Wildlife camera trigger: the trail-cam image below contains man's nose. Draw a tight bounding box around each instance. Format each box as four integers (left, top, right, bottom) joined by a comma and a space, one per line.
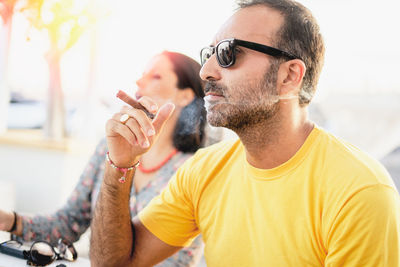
199, 54, 221, 82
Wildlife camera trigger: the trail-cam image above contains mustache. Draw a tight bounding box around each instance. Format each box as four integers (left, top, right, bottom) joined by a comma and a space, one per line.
204, 81, 226, 95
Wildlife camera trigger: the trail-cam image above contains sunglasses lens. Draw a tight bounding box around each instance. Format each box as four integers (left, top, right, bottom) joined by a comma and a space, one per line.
200, 47, 213, 66
57, 239, 78, 262
62, 246, 77, 261
30, 242, 56, 266
217, 41, 234, 67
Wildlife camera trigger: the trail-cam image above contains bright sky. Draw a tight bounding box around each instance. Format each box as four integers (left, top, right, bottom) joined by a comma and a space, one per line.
4, 0, 400, 103
4, 0, 235, 103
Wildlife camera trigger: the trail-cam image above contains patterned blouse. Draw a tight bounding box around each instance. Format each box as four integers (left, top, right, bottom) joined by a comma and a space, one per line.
20, 138, 203, 267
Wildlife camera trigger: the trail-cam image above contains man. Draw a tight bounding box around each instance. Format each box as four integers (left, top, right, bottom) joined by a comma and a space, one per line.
90, 0, 400, 266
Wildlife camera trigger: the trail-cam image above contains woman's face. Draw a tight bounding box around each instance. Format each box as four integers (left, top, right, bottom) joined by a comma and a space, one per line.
135, 54, 181, 107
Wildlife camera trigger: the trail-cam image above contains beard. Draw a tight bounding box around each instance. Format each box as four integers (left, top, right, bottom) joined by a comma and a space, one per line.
204, 62, 280, 131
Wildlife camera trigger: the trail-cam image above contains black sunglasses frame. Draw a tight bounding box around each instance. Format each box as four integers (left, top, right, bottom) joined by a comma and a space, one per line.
0, 238, 77, 266
200, 38, 301, 68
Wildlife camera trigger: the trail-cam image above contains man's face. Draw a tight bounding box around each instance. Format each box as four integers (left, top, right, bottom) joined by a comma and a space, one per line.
204, 61, 281, 130
200, 5, 285, 130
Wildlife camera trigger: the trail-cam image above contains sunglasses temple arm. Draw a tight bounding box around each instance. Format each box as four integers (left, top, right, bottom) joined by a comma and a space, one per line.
0, 244, 27, 259
235, 40, 298, 60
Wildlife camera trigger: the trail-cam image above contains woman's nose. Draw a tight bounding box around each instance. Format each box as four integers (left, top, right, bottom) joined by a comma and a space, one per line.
136, 77, 145, 88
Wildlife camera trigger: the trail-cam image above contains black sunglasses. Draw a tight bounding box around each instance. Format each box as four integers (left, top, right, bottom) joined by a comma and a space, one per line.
0, 238, 77, 266
200, 38, 300, 68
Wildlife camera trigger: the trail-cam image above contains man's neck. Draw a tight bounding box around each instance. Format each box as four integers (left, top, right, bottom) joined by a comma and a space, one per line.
236, 110, 314, 169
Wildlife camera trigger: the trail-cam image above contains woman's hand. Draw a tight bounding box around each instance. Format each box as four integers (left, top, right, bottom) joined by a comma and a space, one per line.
0, 209, 14, 232
105, 91, 175, 167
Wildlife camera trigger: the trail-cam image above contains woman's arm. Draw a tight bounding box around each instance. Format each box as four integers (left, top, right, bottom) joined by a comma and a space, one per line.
19, 139, 107, 245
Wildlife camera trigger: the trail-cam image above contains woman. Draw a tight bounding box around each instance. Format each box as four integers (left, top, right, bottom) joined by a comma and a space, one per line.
0, 51, 208, 266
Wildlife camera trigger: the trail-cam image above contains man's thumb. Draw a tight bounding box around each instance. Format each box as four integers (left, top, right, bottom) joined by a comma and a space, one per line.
152, 103, 175, 133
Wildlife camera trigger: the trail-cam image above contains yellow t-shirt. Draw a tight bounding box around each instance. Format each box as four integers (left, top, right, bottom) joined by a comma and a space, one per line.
139, 126, 400, 266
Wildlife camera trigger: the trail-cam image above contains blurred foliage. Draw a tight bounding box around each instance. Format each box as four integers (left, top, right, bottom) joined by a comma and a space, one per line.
0, 0, 19, 24
20, 0, 106, 54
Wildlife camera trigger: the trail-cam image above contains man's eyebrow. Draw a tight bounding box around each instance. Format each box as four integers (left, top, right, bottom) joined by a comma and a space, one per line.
209, 37, 229, 46
210, 35, 227, 46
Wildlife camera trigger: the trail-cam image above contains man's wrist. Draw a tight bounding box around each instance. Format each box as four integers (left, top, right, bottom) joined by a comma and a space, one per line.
107, 151, 140, 168
106, 152, 140, 184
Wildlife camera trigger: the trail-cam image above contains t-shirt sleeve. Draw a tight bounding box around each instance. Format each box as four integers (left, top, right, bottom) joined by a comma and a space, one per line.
138, 160, 200, 247
325, 184, 400, 266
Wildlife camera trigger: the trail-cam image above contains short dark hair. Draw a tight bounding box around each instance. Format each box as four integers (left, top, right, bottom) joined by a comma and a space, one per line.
236, 0, 325, 105
161, 51, 207, 153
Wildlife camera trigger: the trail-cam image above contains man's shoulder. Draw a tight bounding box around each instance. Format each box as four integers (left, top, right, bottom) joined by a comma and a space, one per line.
316, 127, 396, 189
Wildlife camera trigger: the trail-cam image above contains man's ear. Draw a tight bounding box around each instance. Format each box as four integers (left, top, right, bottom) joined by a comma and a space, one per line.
175, 87, 195, 107
276, 59, 306, 96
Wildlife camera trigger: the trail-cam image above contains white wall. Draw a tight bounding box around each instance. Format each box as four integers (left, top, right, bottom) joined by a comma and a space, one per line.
0, 142, 95, 214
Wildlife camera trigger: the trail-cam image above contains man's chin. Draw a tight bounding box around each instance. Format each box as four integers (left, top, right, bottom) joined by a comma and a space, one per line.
207, 112, 227, 128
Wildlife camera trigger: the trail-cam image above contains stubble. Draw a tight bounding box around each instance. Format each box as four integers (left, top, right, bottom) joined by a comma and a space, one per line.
204, 61, 281, 133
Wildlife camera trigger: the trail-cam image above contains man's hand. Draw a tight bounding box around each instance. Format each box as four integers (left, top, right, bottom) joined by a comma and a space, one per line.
106, 90, 175, 167
90, 91, 180, 267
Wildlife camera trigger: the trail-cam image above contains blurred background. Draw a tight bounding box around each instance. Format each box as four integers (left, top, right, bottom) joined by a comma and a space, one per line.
0, 0, 399, 259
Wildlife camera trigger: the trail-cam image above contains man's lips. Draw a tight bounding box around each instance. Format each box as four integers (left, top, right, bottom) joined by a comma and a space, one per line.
205, 92, 223, 97
204, 92, 224, 102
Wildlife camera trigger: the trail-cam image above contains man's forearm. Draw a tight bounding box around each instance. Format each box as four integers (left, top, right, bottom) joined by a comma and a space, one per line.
90, 164, 136, 267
